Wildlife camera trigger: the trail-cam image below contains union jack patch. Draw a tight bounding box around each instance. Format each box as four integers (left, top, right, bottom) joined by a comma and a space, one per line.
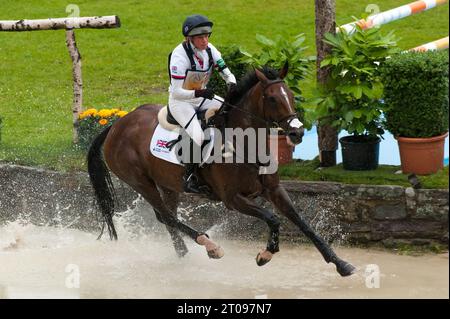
171, 65, 178, 72
156, 139, 168, 148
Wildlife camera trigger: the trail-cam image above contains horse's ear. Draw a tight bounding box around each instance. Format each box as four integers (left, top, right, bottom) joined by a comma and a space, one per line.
255, 68, 269, 84
279, 61, 289, 79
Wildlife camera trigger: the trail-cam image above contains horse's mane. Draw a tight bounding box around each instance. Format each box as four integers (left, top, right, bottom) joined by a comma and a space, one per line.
225, 66, 279, 105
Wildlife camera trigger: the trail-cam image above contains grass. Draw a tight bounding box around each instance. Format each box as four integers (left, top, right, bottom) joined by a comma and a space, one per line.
0, 0, 449, 181
279, 158, 449, 189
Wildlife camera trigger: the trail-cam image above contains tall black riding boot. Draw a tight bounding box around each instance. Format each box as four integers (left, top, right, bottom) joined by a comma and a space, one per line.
183, 162, 202, 194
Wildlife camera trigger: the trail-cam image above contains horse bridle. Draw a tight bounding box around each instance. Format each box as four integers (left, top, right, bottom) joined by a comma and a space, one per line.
214, 79, 298, 129
260, 79, 298, 129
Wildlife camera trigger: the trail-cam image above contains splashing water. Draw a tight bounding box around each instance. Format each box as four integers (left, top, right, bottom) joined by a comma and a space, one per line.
0, 201, 448, 299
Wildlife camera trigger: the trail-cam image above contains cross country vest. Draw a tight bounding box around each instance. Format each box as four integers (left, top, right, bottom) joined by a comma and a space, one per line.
168, 41, 214, 90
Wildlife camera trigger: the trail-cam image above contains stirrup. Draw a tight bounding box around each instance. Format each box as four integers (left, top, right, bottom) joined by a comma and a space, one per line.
183, 173, 203, 194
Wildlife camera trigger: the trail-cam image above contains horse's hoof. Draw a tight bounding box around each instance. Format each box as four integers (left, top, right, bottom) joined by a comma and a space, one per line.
255, 250, 273, 267
207, 246, 224, 259
176, 247, 189, 258
336, 261, 356, 277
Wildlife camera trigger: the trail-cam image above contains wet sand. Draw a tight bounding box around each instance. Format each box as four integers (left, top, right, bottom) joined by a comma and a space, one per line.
0, 221, 447, 299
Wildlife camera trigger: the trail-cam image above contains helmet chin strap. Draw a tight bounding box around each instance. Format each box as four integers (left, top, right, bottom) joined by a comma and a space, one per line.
188, 39, 200, 51
188, 38, 207, 51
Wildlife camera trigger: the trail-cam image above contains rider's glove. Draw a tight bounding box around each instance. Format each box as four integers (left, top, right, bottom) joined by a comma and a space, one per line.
194, 88, 215, 100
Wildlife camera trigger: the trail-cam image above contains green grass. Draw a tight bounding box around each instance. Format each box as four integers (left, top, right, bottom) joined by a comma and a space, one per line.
0, 0, 449, 176
279, 158, 449, 189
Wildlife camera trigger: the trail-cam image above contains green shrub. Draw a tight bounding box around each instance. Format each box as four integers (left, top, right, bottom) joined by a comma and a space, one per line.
380, 50, 449, 138
239, 33, 315, 125
207, 35, 314, 126
207, 45, 250, 97
312, 25, 399, 138
76, 108, 128, 150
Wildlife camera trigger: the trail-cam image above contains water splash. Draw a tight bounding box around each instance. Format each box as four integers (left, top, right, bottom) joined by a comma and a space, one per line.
0, 204, 447, 298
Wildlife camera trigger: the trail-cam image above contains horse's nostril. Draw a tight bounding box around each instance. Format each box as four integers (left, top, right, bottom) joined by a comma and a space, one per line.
288, 131, 303, 144
299, 128, 305, 137
289, 131, 302, 139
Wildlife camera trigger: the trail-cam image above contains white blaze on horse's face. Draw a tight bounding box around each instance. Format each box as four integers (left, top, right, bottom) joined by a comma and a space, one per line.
279, 86, 303, 129
280, 86, 291, 108
289, 118, 303, 129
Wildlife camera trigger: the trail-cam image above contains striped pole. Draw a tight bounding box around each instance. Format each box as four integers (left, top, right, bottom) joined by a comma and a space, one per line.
409, 36, 449, 51
339, 0, 448, 34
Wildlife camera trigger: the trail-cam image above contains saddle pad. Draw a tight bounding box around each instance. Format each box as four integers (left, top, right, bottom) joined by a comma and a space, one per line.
150, 124, 215, 166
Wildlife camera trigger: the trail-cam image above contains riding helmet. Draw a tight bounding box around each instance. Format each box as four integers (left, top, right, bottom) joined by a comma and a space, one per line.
182, 14, 213, 37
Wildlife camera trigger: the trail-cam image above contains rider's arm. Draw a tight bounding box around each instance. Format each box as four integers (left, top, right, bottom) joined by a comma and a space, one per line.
210, 44, 237, 85
220, 67, 236, 85
170, 78, 196, 100
169, 49, 196, 100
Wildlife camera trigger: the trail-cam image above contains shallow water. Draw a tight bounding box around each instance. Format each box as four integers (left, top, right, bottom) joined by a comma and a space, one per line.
0, 218, 447, 299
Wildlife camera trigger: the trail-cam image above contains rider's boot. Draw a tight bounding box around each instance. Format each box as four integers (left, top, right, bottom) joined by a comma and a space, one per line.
183, 162, 203, 194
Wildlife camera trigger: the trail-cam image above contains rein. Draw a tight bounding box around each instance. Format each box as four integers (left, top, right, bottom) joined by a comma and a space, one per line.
213, 79, 297, 128
213, 97, 273, 126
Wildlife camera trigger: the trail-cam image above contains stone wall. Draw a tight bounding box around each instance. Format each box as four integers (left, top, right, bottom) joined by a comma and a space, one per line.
0, 164, 447, 247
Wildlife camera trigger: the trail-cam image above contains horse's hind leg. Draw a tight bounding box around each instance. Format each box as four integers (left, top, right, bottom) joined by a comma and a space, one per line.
158, 187, 188, 258
134, 179, 224, 259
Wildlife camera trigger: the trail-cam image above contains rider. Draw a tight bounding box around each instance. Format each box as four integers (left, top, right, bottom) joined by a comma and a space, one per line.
168, 14, 236, 194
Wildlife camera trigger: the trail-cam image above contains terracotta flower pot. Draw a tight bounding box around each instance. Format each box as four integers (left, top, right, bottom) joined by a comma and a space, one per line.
268, 134, 294, 165
396, 132, 448, 175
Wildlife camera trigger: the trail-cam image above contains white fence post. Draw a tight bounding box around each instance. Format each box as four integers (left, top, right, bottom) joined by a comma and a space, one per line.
65, 29, 83, 144
0, 16, 121, 143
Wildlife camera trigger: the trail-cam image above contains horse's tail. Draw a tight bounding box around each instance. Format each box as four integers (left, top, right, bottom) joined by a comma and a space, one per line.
87, 126, 118, 240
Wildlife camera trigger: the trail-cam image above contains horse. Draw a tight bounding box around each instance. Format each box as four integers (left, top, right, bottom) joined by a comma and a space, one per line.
87, 64, 356, 277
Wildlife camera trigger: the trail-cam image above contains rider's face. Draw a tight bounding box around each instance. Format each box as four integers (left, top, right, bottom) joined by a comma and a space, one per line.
190, 34, 210, 50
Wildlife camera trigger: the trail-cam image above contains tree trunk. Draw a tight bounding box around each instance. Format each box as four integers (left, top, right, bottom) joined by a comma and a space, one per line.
65, 30, 82, 144
315, 0, 338, 167
0, 16, 120, 31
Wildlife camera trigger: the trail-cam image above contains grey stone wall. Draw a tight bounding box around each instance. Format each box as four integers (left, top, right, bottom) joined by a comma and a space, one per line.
0, 164, 448, 246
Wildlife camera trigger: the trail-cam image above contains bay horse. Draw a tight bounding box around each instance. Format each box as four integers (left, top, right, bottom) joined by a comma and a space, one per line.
87, 64, 355, 277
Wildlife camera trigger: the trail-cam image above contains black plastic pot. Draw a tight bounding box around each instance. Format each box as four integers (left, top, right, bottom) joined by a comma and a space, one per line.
339, 135, 380, 171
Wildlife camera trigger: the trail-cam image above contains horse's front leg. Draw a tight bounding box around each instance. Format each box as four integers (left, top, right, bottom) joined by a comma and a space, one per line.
229, 193, 281, 266
264, 185, 356, 277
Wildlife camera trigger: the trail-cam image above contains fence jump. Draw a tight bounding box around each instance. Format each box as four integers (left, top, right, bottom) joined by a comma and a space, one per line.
339, 0, 447, 34
0, 16, 121, 143
0, 16, 120, 31
338, 0, 448, 51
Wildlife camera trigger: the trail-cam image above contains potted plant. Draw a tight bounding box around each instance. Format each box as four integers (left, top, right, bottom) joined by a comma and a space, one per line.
381, 50, 449, 175
313, 24, 399, 170
239, 33, 315, 164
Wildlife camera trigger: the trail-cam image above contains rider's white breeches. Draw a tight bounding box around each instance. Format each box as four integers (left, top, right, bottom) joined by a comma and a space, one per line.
169, 96, 222, 147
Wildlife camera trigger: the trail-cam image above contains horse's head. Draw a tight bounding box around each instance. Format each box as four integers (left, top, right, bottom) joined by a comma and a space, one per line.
255, 63, 304, 146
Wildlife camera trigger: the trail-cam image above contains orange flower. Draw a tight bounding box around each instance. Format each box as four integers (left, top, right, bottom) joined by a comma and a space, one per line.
117, 111, 128, 118
99, 119, 108, 126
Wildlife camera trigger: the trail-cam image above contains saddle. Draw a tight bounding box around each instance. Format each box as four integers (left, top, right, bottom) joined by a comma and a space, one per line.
152, 105, 231, 163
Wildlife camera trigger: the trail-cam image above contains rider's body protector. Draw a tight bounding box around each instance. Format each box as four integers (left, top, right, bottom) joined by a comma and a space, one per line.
168, 40, 236, 147
169, 41, 236, 103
